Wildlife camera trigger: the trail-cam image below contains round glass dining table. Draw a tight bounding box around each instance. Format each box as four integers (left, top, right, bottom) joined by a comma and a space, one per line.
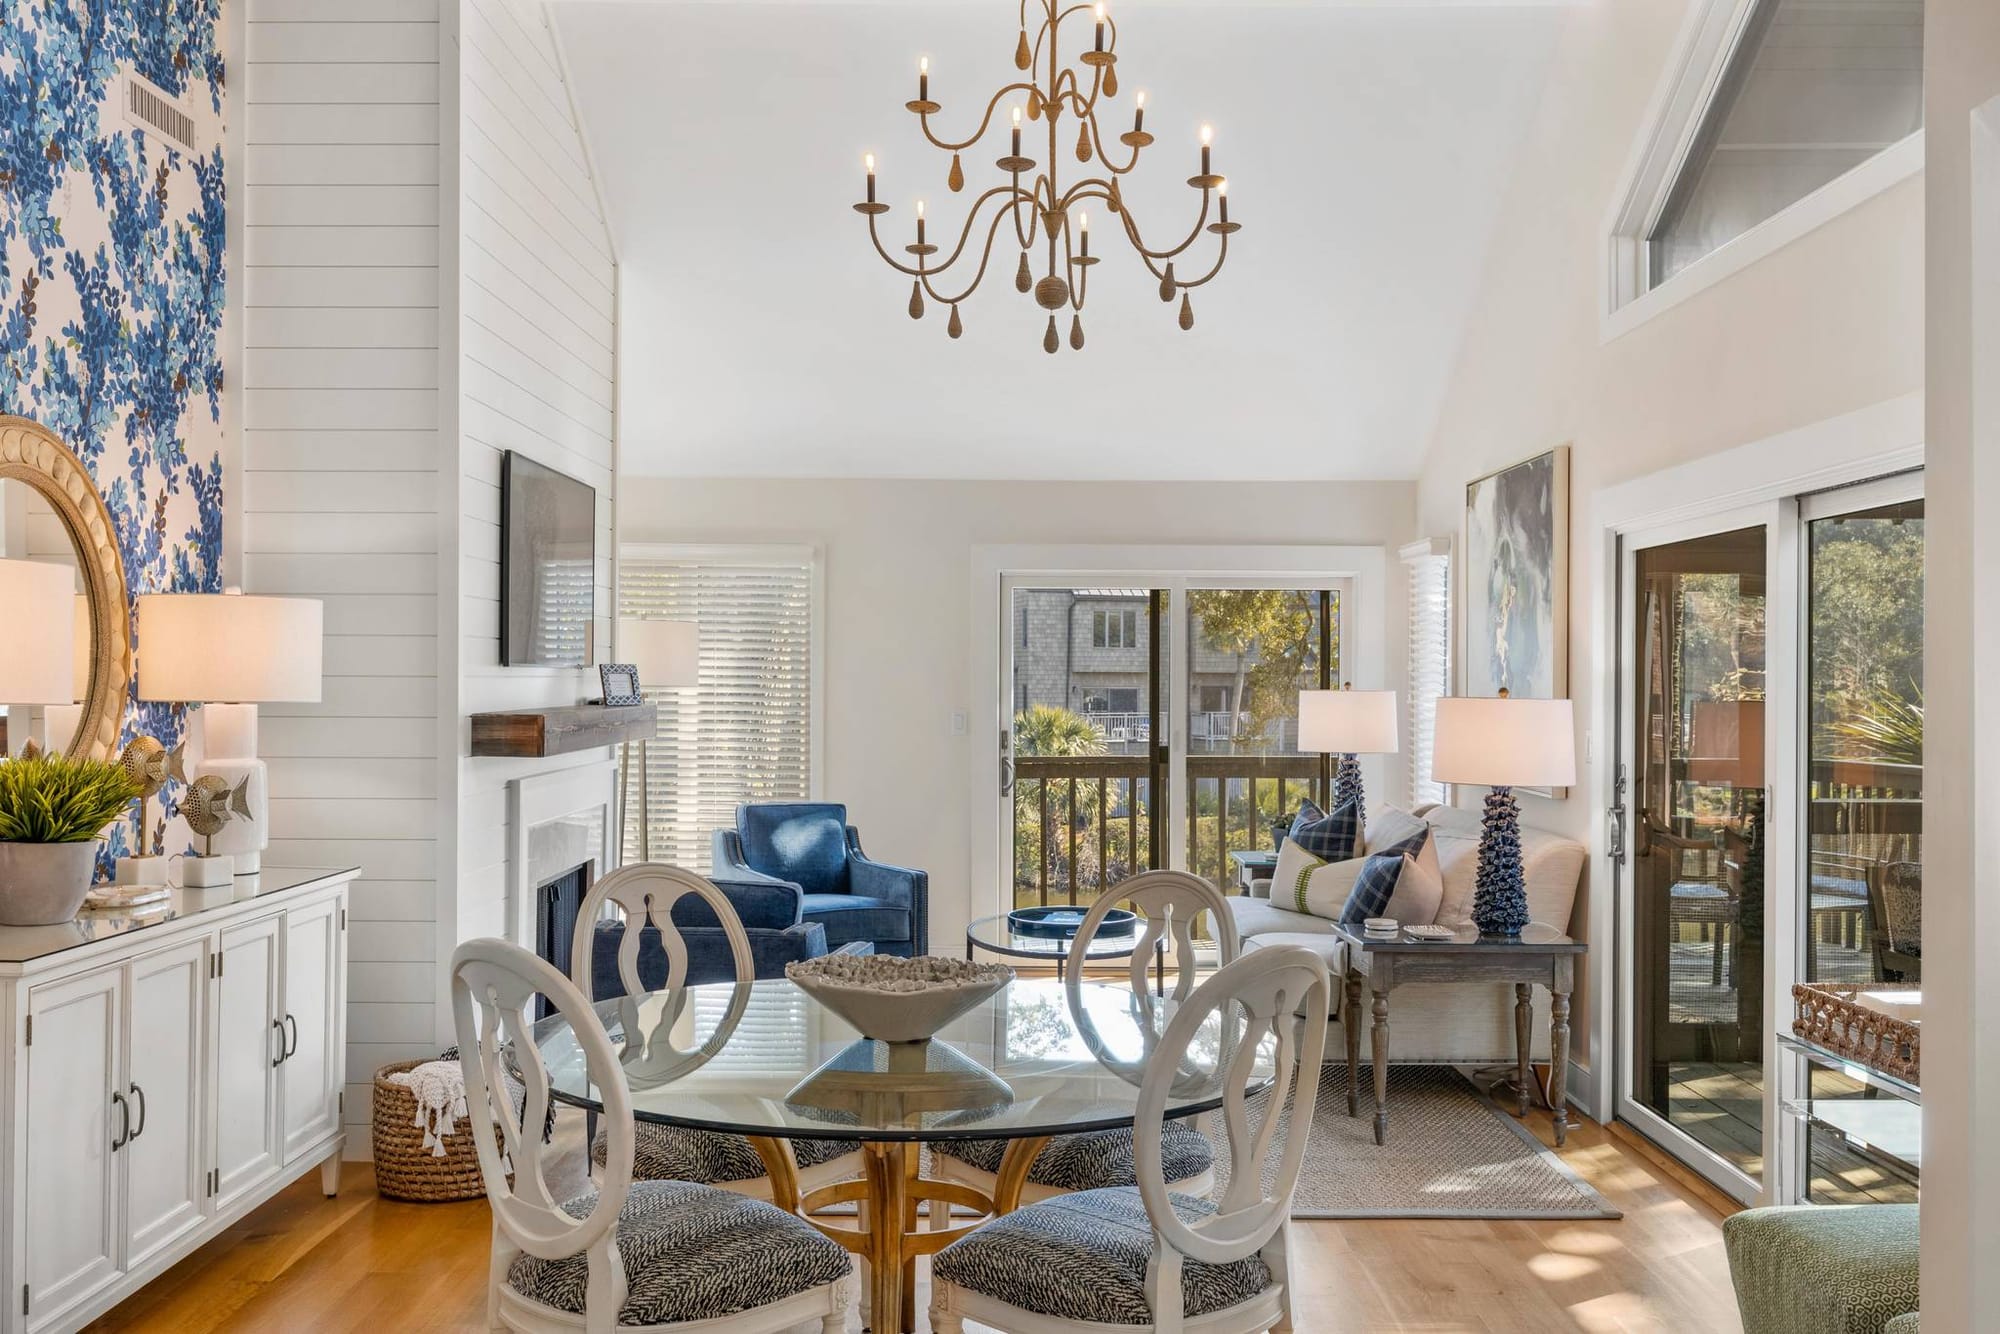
532, 976, 1271, 1334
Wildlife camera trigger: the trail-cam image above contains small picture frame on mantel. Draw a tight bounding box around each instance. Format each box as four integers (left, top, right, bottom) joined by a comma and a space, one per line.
598, 663, 643, 707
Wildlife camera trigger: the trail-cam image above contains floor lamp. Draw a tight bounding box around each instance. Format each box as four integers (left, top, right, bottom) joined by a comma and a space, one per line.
614, 618, 699, 866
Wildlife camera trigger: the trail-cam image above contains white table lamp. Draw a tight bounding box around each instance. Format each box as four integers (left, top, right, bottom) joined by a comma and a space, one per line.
138, 592, 324, 874
1298, 687, 1398, 824
0, 561, 76, 755
1431, 692, 1576, 935
615, 618, 699, 865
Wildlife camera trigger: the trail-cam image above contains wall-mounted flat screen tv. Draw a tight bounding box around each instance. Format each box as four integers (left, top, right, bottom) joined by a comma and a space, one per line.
500, 451, 596, 667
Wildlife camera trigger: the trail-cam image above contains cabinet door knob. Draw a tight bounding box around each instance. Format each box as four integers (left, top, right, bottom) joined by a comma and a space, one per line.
128, 1082, 147, 1141
110, 1090, 130, 1151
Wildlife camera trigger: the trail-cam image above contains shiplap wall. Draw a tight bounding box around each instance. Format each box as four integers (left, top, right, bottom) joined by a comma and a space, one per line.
241, 0, 444, 1151
453, 0, 618, 949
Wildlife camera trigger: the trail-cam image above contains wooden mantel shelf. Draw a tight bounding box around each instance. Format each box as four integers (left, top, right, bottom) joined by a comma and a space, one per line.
469, 703, 656, 758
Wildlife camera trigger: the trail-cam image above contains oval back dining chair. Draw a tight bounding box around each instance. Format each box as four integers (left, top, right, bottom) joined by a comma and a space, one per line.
929, 944, 1330, 1334
570, 865, 862, 1200
933, 871, 1241, 1213
450, 938, 852, 1334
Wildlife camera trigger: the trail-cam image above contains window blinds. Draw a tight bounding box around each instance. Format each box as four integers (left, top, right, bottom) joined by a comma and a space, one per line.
617, 551, 815, 871
1404, 544, 1451, 808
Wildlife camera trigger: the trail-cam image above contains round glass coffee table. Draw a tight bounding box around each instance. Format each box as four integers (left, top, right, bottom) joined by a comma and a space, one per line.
965, 912, 1166, 993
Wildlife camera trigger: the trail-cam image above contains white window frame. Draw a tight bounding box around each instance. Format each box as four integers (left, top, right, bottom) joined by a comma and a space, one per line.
1601, 0, 1924, 342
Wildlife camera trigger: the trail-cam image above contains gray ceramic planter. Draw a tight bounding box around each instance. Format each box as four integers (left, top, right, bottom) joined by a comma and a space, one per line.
0, 842, 98, 926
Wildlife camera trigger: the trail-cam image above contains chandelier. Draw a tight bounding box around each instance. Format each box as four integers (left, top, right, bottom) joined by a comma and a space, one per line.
853, 0, 1238, 352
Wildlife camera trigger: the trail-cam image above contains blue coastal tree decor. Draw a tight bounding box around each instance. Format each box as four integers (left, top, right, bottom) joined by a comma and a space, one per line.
1470, 785, 1530, 935
1332, 752, 1365, 815
1, 0, 228, 873
1431, 692, 1577, 938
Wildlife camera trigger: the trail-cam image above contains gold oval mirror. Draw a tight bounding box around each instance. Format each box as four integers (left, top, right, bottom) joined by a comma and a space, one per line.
0, 416, 134, 762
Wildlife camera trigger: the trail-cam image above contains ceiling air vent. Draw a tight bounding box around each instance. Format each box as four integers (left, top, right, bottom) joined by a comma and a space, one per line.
120, 70, 198, 155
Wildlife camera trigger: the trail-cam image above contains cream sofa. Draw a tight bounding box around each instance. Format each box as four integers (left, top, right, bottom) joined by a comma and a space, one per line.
1229, 803, 1586, 1062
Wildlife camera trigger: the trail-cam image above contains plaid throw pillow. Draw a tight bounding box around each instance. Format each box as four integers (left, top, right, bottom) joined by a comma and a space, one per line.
1337, 828, 1432, 925
1273, 799, 1326, 852
1289, 798, 1361, 862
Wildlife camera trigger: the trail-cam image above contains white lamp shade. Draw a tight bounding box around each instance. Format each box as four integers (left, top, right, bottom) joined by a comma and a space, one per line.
1431, 695, 1577, 789
617, 618, 699, 688
0, 560, 76, 704
1297, 689, 1399, 755
137, 593, 324, 703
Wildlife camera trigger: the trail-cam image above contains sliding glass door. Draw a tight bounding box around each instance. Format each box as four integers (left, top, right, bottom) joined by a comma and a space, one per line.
1624, 523, 1773, 1190
1615, 473, 1924, 1205
1000, 577, 1345, 912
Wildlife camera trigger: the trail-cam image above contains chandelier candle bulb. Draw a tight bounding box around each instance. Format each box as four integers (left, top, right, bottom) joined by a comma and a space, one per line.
1218, 179, 1228, 225
1095, 4, 1106, 53
1135, 91, 1146, 133
1200, 123, 1213, 176
919, 56, 929, 102
865, 153, 876, 203
1012, 105, 1023, 157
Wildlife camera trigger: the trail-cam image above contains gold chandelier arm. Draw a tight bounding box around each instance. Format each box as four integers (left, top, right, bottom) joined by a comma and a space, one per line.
1080, 110, 1142, 174
865, 184, 1037, 278
920, 202, 1031, 306
1172, 230, 1232, 289
919, 82, 1041, 153
1112, 187, 1213, 261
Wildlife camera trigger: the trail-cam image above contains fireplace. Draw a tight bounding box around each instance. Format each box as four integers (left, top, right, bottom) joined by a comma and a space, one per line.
506, 761, 619, 967
535, 862, 592, 1017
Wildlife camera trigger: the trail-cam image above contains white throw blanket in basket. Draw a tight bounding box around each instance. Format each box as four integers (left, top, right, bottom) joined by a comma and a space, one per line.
387, 1060, 470, 1157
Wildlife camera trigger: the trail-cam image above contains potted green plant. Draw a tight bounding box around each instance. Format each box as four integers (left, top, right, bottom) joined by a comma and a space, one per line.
0, 754, 141, 926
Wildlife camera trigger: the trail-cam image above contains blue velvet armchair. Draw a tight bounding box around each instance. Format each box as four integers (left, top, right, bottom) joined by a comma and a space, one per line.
585, 881, 872, 1000
711, 802, 930, 957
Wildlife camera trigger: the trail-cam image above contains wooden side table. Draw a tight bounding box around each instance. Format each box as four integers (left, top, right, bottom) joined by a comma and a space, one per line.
1228, 849, 1278, 896
1334, 922, 1586, 1146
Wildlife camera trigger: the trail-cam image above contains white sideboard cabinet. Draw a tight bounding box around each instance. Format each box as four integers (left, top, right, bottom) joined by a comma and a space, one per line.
0, 866, 357, 1334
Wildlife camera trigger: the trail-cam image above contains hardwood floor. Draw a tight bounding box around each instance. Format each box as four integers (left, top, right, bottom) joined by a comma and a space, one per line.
89, 1100, 1743, 1334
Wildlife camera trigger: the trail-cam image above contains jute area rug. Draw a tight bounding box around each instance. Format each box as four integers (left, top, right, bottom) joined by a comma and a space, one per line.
1212, 1063, 1621, 1220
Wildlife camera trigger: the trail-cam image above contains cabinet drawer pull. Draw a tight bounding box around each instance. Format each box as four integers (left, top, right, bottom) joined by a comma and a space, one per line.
110, 1090, 130, 1151
128, 1082, 147, 1141
272, 1018, 287, 1067
283, 1013, 299, 1061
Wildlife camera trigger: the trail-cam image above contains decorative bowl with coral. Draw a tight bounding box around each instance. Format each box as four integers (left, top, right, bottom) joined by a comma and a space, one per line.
785, 954, 1014, 1044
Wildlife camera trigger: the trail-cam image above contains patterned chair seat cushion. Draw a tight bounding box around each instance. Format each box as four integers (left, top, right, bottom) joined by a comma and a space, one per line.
592, 1123, 859, 1184
936, 1120, 1214, 1191
1723, 1204, 1918, 1334
507, 1179, 851, 1325
932, 1186, 1271, 1325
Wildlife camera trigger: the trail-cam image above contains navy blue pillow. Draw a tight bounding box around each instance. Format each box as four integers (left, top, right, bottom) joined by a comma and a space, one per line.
1289, 798, 1361, 862
1338, 829, 1431, 925
1273, 799, 1325, 852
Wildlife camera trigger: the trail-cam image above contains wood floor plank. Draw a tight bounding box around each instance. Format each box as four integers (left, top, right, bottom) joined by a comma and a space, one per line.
90, 1103, 1743, 1334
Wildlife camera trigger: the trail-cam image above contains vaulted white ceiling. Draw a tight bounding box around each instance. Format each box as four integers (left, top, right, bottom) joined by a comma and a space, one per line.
554, 1, 1563, 479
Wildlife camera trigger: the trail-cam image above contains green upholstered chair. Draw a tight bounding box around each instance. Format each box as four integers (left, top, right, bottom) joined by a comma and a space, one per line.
1883, 1314, 1920, 1333
1724, 1204, 1918, 1334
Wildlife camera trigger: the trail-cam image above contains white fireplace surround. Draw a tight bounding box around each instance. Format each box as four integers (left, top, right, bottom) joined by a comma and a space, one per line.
506, 761, 619, 952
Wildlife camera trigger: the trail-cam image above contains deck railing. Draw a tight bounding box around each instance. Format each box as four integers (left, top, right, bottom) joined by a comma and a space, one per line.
1011, 753, 1324, 906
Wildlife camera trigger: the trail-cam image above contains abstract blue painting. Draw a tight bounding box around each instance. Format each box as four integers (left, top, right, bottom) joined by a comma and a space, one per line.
1, 0, 228, 865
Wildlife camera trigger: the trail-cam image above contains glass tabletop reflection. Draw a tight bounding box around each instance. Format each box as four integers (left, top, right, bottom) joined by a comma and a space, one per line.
532, 977, 1271, 1143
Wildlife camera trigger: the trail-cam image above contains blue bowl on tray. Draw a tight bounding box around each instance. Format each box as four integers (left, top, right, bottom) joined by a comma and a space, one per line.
1008, 905, 1139, 940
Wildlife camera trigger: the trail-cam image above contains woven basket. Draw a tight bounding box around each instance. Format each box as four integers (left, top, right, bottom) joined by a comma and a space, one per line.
1792, 982, 1921, 1084
371, 1058, 497, 1202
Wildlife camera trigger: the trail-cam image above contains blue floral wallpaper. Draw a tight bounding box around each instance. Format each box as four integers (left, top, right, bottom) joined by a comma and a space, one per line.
1, 0, 228, 865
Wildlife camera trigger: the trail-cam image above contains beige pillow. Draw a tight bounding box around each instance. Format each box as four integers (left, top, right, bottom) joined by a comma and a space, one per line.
1382, 832, 1445, 925
1271, 839, 1326, 914
1365, 805, 1428, 855
1300, 857, 1369, 920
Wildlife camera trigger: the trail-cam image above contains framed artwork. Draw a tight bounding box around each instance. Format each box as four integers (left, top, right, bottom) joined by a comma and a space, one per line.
1463, 446, 1570, 794
599, 663, 643, 707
